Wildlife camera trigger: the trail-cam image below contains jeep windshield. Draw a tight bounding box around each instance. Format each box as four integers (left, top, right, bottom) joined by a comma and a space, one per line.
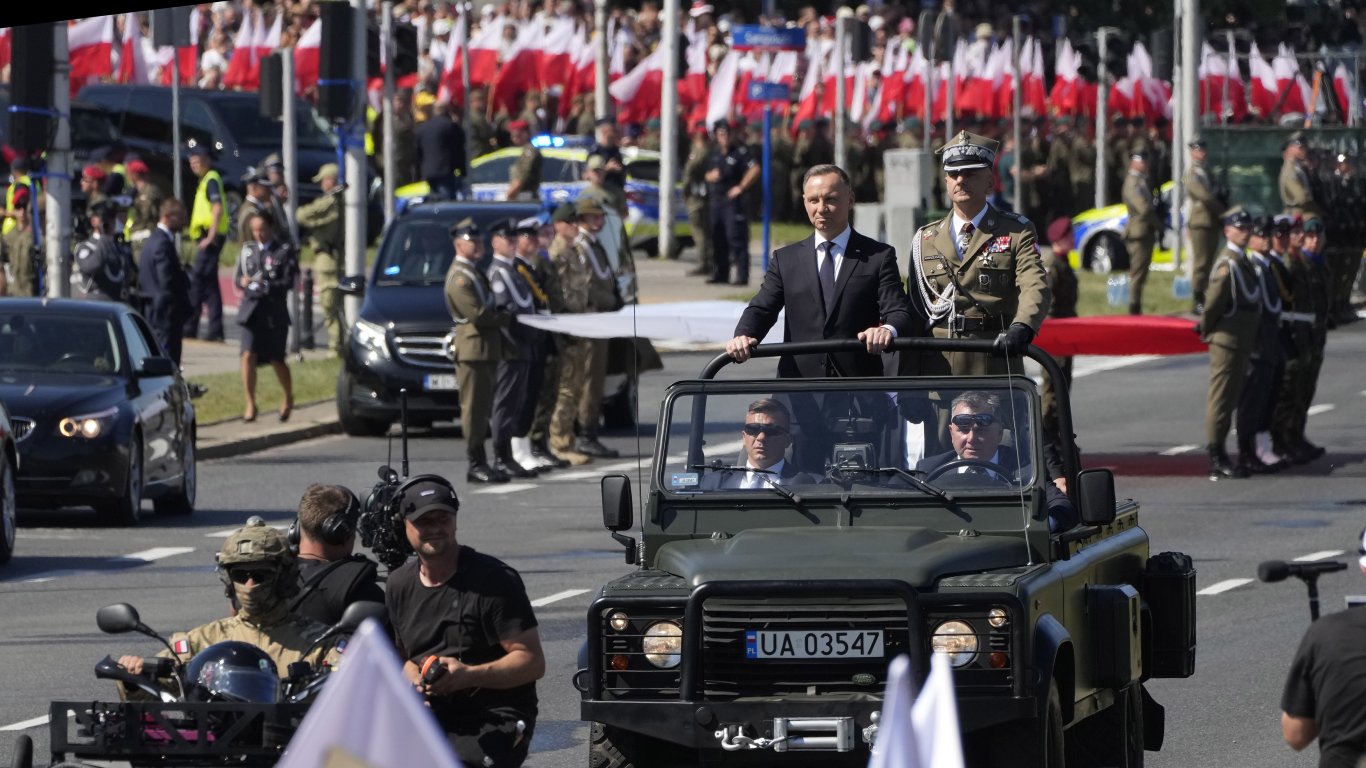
659, 380, 1041, 522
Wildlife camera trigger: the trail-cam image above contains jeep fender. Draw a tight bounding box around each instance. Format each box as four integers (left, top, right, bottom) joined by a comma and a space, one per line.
1031, 614, 1075, 725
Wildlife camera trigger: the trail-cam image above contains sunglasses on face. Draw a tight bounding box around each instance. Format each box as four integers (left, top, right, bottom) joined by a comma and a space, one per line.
228, 567, 277, 585
743, 423, 790, 437
951, 413, 997, 431
945, 169, 980, 179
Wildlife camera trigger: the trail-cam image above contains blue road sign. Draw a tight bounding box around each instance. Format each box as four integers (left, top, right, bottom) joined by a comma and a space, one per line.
747, 81, 791, 101
731, 25, 807, 51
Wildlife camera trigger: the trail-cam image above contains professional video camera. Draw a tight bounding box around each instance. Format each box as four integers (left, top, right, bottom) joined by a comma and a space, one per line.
354, 390, 415, 571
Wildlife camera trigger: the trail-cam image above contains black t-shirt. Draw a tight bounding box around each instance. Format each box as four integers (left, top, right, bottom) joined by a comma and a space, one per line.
293, 555, 385, 627
385, 546, 538, 715
1281, 607, 1366, 768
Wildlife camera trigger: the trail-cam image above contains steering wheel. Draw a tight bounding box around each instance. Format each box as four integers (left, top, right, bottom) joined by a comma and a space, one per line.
924, 458, 1016, 485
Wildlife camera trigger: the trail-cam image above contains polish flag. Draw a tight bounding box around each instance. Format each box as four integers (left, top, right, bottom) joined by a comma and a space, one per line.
1248, 42, 1278, 118
902, 46, 929, 121
1198, 43, 1246, 122
69, 16, 115, 96
1128, 43, 1170, 122
609, 43, 665, 125
434, 12, 469, 106
766, 50, 798, 120
0, 28, 12, 73
559, 34, 595, 122
608, 29, 628, 79
538, 18, 577, 94
293, 19, 322, 94
705, 49, 740, 129
1021, 38, 1048, 118
957, 41, 996, 118
222, 9, 257, 89
874, 44, 906, 125
680, 33, 709, 124
490, 21, 541, 116
790, 40, 829, 135
1048, 38, 1080, 117
117, 13, 151, 84
1273, 44, 1311, 116
848, 60, 871, 123
157, 7, 200, 86
1333, 63, 1354, 121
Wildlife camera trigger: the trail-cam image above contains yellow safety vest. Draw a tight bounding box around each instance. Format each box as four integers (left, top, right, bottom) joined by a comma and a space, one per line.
3, 174, 32, 235
190, 169, 229, 239
365, 105, 377, 157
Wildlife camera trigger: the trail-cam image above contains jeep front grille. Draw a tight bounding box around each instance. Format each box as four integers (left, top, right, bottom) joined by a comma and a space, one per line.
9, 417, 34, 442
392, 332, 454, 370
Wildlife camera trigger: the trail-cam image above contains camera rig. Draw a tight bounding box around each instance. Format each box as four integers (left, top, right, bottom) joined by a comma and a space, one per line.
355, 390, 416, 571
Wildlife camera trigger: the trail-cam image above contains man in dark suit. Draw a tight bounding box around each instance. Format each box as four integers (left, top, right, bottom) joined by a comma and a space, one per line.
138, 199, 192, 365
699, 399, 811, 490
416, 99, 467, 200
726, 164, 917, 378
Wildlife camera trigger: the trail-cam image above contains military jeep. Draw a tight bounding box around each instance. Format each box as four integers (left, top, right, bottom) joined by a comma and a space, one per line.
577, 338, 1197, 767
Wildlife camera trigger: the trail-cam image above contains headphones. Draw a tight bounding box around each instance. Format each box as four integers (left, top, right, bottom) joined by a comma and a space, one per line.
391, 474, 460, 521
287, 488, 362, 548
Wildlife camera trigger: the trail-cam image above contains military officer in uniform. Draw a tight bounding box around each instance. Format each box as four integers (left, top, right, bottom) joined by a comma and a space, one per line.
1198, 207, 1262, 480
682, 122, 713, 277
237, 173, 279, 243
1044, 116, 1076, 221
1183, 136, 1222, 314
75, 200, 133, 303
509, 216, 559, 473
122, 158, 164, 255
908, 131, 1051, 376
296, 164, 346, 356
444, 218, 511, 484
505, 120, 543, 202
0, 187, 38, 296
1236, 217, 1290, 475
485, 219, 540, 480
545, 203, 592, 466
1280, 132, 1319, 219
1067, 119, 1097, 218
1122, 152, 1158, 315
572, 199, 621, 459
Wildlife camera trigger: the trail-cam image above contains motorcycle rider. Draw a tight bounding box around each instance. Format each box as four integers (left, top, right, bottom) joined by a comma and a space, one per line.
117, 518, 341, 690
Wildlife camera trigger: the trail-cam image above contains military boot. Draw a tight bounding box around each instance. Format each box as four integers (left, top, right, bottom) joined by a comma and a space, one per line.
1208, 445, 1247, 480
1236, 439, 1272, 475
494, 440, 537, 479
530, 436, 570, 469
467, 444, 509, 484
575, 432, 620, 459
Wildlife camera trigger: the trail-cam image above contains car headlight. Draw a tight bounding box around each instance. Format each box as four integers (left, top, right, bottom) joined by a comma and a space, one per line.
58, 407, 118, 439
930, 620, 979, 668
642, 621, 682, 669
352, 319, 391, 360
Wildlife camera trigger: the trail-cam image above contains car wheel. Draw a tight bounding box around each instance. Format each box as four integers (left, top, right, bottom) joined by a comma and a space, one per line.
336, 368, 390, 437
588, 722, 692, 768
0, 455, 16, 566
155, 426, 196, 516
97, 433, 144, 527
1067, 681, 1144, 767
1085, 232, 1129, 274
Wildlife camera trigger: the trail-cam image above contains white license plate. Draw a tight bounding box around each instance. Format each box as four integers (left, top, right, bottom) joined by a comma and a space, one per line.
423, 374, 458, 391
745, 630, 884, 660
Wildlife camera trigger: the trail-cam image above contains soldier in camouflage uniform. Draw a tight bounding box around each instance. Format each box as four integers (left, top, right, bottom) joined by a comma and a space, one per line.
548, 202, 597, 465
123, 159, 165, 257
1068, 120, 1097, 217
682, 124, 713, 276
466, 88, 497, 158
525, 209, 575, 469
115, 518, 339, 692
0, 187, 37, 297
1044, 117, 1076, 221
505, 120, 543, 201
1122, 153, 1158, 315
896, 117, 924, 150
1104, 114, 1131, 205
295, 164, 346, 356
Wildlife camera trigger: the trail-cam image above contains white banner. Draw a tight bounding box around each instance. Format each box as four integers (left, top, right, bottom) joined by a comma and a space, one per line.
517, 300, 785, 345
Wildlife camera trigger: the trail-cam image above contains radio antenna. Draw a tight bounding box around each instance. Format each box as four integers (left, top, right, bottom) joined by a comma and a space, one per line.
399, 388, 410, 479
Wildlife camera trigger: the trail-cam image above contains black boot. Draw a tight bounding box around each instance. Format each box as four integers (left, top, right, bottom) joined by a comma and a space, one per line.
531, 436, 569, 469
1236, 442, 1272, 475
575, 434, 620, 459
467, 444, 509, 484
494, 440, 537, 479
1208, 446, 1247, 480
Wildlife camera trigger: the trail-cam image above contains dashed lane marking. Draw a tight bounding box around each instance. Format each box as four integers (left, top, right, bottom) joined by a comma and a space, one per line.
21, 546, 196, 583
1071, 355, 1160, 379
530, 588, 591, 607
1, 711, 73, 732
1197, 578, 1254, 596
206, 521, 291, 537
1295, 550, 1345, 562
1306, 404, 1335, 417
473, 483, 537, 495
1160, 444, 1199, 456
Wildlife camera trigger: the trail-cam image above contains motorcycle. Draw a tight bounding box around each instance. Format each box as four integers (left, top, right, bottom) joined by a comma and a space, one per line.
11, 600, 385, 768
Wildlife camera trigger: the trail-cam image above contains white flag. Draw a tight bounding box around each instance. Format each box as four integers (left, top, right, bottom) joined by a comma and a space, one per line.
275, 619, 462, 768
867, 653, 964, 768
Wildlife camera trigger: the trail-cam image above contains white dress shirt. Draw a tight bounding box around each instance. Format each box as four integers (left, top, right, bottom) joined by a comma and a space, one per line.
743, 459, 787, 489
814, 225, 897, 336
950, 205, 990, 261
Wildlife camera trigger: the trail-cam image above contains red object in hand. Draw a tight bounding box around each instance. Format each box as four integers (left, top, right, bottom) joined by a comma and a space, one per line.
420, 656, 447, 686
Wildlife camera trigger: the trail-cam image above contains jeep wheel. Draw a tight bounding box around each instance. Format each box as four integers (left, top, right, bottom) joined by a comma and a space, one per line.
588, 722, 693, 768
1067, 682, 1144, 767
336, 369, 390, 437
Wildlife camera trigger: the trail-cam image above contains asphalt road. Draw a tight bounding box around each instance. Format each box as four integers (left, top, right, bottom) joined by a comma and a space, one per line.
3, 318, 1365, 768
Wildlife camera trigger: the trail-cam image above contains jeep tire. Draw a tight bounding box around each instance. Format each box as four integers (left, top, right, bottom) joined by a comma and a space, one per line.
588, 722, 693, 768
1067, 682, 1144, 767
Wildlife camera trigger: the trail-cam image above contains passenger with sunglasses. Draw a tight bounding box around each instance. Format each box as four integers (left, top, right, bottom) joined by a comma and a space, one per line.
701, 399, 813, 490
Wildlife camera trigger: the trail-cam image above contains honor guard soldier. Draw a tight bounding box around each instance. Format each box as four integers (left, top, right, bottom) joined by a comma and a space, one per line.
1183, 136, 1222, 314
1122, 152, 1158, 315
509, 216, 559, 473
1236, 217, 1291, 475
1279, 132, 1320, 219
505, 120, 543, 202
75, 200, 133, 303
1198, 207, 1263, 480
237, 173, 279, 243
296, 164, 346, 356
485, 218, 540, 480
909, 131, 1051, 376
444, 218, 511, 484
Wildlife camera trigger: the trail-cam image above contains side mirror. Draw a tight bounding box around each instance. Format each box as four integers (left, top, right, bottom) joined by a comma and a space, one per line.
1077, 468, 1117, 527
138, 357, 176, 377
338, 274, 367, 296
335, 600, 387, 634
601, 474, 633, 531
96, 603, 142, 634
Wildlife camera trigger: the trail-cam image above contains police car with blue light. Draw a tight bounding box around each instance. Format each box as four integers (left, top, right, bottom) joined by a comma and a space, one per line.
1069, 180, 1177, 274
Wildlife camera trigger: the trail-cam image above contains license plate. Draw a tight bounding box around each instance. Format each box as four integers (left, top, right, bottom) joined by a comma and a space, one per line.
423, 374, 458, 391
745, 630, 884, 660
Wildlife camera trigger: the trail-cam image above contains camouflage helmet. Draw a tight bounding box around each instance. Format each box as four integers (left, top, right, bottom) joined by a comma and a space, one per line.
218, 516, 295, 568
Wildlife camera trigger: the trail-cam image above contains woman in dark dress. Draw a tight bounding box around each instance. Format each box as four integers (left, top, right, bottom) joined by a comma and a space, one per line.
235, 212, 298, 422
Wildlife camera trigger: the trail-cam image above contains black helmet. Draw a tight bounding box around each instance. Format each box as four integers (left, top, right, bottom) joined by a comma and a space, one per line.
185, 641, 280, 703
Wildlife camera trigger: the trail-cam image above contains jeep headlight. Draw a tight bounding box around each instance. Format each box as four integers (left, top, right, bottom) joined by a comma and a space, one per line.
930, 620, 979, 668
58, 407, 118, 439
642, 621, 682, 668
352, 319, 391, 360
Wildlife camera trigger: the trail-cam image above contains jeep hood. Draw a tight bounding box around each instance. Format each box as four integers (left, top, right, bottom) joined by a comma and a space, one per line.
654, 527, 1027, 589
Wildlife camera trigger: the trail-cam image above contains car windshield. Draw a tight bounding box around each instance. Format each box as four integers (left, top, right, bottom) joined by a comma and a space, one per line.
213, 99, 334, 149
661, 383, 1038, 501
374, 208, 541, 284
0, 313, 123, 375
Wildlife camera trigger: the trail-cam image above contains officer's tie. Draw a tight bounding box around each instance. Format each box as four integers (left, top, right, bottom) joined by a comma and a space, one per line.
818, 240, 835, 312
956, 222, 974, 262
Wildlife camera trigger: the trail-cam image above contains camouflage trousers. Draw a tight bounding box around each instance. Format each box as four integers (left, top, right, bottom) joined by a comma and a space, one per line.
529, 335, 565, 443
1271, 327, 1324, 453
314, 253, 344, 355
549, 339, 589, 453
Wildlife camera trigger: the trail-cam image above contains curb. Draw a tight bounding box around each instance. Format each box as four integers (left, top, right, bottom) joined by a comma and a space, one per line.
198, 419, 343, 461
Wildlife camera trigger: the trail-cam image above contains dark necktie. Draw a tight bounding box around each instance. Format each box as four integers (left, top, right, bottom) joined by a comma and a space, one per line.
957, 222, 974, 262
818, 241, 835, 312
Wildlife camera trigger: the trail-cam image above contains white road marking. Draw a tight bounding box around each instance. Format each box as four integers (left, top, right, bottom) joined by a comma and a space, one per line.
1160, 444, 1199, 456
206, 521, 291, 537
473, 483, 536, 495
21, 547, 195, 583
0, 714, 49, 731
531, 588, 591, 607
1295, 550, 1344, 562
1071, 355, 1160, 379
1306, 404, 1335, 417
1197, 578, 1253, 596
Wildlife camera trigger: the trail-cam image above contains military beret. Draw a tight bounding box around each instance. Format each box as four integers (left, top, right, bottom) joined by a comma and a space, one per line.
82, 165, 107, 181
1046, 217, 1073, 244
125, 158, 150, 175
449, 217, 480, 239
1221, 206, 1252, 228
646, 117, 661, 130
868, 120, 884, 132
507, 119, 530, 132
798, 119, 814, 131
901, 117, 922, 131
1302, 217, 1325, 233
551, 202, 577, 224
939, 130, 998, 171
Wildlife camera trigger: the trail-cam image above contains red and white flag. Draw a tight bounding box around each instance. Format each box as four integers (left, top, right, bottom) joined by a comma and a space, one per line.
117, 13, 151, 84
1020, 38, 1048, 118
609, 43, 665, 125
867, 653, 965, 768
1248, 42, 1278, 118
435, 12, 470, 106
538, 17, 577, 94
1273, 44, 1311, 116
706, 49, 741, 129
491, 21, 541, 116
1333, 63, 1354, 121
0, 28, 10, 73
293, 18, 322, 94
957, 41, 996, 118
157, 7, 199, 86
873, 44, 906, 125
1048, 38, 1080, 117
222, 9, 257, 88
559, 33, 595, 123
69, 16, 115, 96
790, 39, 830, 133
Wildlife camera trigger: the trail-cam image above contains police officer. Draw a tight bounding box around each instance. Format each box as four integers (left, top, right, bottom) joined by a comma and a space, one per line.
296, 164, 346, 357
116, 518, 339, 683
0, 187, 37, 297
1183, 136, 1222, 315
908, 131, 1051, 376
486, 219, 539, 480
505, 120, 543, 201
237, 173, 278, 243
288, 484, 384, 627
682, 122, 713, 277
705, 120, 760, 285
75, 200, 133, 303
545, 203, 591, 467
1122, 152, 1158, 315
1198, 207, 1262, 480
184, 144, 229, 343
1279, 132, 1320, 219
444, 218, 510, 484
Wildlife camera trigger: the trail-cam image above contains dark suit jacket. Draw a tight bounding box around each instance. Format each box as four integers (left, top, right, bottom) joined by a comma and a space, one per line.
698, 460, 810, 490
734, 228, 918, 378
915, 447, 1076, 531
138, 228, 191, 332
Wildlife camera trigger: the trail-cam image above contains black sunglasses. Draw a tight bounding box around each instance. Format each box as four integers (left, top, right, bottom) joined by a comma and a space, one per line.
743, 423, 790, 437
228, 567, 277, 585
951, 413, 997, 430
945, 168, 981, 179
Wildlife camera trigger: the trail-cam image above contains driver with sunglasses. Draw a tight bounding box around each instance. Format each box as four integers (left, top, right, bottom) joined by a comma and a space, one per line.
117, 518, 341, 688
701, 399, 813, 490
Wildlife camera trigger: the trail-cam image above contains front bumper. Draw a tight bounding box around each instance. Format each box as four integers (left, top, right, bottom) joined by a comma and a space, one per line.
15, 430, 127, 505
342, 342, 461, 422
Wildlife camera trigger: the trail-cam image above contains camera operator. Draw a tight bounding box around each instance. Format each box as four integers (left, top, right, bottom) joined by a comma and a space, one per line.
1280, 528, 1366, 766
288, 483, 384, 626
234, 212, 298, 423
75, 200, 134, 304
385, 476, 544, 768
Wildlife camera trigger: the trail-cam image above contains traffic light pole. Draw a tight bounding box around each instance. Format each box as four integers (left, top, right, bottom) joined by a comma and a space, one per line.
1094, 27, 1113, 210
1011, 16, 1023, 216
45, 24, 71, 298
381, 0, 396, 225
344, 0, 367, 328
658, 0, 679, 262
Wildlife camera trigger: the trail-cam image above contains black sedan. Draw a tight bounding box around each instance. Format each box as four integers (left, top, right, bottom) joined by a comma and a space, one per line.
0, 398, 16, 563
0, 299, 196, 525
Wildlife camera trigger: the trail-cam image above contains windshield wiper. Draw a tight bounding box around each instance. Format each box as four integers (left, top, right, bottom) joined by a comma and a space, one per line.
688, 464, 804, 505
835, 466, 957, 508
